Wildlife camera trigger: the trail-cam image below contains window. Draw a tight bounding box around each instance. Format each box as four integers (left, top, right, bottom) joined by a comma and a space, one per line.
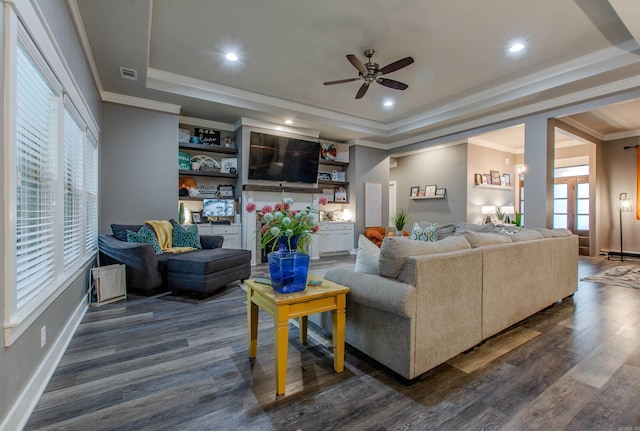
15, 40, 58, 309
4, 18, 99, 345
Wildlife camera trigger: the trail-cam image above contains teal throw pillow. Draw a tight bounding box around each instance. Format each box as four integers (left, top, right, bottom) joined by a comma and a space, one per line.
409, 222, 438, 242
127, 224, 163, 254
171, 221, 202, 249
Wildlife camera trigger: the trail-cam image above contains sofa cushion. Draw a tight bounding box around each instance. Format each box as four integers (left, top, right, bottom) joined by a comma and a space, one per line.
167, 248, 252, 275
454, 222, 495, 235
112, 224, 143, 241
355, 234, 380, 275
508, 228, 545, 242
126, 224, 162, 254
379, 235, 471, 279
170, 221, 202, 249
409, 222, 438, 242
534, 228, 573, 237
436, 223, 456, 239
462, 231, 511, 248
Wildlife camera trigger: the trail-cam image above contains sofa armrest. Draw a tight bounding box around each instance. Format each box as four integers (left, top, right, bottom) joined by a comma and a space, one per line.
324, 268, 416, 318
98, 234, 158, 271
200, 235, 224, 249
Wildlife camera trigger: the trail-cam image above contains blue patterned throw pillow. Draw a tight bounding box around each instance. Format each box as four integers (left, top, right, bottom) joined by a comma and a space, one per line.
170, 221, 202, 249
409, 222, 438, 242
126, 224, 163, 254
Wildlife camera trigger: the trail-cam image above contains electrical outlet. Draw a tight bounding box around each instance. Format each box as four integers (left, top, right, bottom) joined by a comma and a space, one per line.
40, 326, 46, 348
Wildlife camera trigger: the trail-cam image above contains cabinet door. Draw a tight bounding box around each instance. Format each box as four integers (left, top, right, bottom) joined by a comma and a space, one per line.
210, 225, 241, 249
317, 224, 335, 253
334, 224, 354, 252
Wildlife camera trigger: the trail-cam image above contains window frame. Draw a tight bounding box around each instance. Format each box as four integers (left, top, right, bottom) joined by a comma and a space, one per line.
3, 8, 99, 346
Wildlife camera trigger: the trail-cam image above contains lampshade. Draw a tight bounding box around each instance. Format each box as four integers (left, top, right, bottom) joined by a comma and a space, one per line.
502, 206, 515, 215
481, 206, 495, 215
342, 208, 353, 221
619, 193, 633, 212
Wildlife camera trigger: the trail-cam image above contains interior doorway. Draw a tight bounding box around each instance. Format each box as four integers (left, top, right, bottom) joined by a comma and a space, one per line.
553, 171, 589, 255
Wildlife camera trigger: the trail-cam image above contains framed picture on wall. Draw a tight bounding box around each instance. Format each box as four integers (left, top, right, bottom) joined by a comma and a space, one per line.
192, 211, 202, 224
503, 174, 511, 186
410, 186, 419, 197
425, 185, 437, 197
490, 170, 501, 185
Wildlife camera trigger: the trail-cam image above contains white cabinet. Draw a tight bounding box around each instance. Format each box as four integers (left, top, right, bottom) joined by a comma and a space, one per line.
317, 222, 354, 254
197, 223, 242, 249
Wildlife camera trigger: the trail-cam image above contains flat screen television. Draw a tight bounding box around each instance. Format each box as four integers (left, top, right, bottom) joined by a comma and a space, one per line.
202, 199, 235, 217
248, 131, 320, 183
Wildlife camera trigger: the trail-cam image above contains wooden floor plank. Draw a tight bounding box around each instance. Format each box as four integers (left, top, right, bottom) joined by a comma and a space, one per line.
23, 256, 640, 430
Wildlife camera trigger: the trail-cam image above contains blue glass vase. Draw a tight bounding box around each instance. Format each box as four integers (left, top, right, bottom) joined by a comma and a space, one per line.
267, 235, 309, 293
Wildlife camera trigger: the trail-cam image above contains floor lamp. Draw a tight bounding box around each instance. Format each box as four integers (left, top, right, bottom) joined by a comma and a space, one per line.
618, 193, 632, 261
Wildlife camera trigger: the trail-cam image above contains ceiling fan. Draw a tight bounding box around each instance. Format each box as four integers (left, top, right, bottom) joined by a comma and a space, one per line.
323, 49, 414, 99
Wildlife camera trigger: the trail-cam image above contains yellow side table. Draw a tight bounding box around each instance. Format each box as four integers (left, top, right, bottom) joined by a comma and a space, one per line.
246, 275, 350, 395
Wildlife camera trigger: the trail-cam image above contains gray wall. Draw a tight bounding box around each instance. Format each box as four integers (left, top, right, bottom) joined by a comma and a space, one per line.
100, 103, 179, 232
351, 145, 389, 246
599, 137, 640, 253
0, 0, 100, 426
391, 144, 468, 227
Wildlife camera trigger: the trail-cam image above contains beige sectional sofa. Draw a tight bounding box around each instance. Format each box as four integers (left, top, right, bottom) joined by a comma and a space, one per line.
309, 226, 578, 380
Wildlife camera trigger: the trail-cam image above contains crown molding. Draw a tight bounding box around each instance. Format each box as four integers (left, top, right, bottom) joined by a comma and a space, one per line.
605, 129, 640, 141
236, 117, 320, 139
146, 68, 387, 136
66, 0, 103, 95
101, 91, 181, 114
557, 117, 605, 141
468, 138, 522, 154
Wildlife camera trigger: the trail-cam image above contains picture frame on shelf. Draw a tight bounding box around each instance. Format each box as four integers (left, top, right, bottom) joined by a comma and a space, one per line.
500, 176, 507, 186
490, 170, 501, 185
503, 173, 511, 186
334, 186, 347, 202
425, 185, 437, 197
319, 210, 334, 222
483, 174, 490, 184
436, 188, 446, 197
195, 128, 220, 146
418, 190, 426, 197
218, 184, 235, 198
410, 186, 419, 197
220, 158, 237, 174
474, 173, 482, 185
191, 211, 202, 224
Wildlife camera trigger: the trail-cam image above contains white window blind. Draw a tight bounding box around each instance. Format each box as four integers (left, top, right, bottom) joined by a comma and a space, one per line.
63, 108, 84, 267
85, 138, 98, 252
15, 41, 58, 308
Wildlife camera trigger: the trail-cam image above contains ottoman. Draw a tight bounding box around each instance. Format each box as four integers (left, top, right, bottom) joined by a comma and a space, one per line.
167, 248, 252, 298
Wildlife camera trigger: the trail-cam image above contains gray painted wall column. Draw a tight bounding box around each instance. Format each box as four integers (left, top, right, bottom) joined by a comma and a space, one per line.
523, 116, 554, 228
100, 103, 179, 232
351, 145, 389, 246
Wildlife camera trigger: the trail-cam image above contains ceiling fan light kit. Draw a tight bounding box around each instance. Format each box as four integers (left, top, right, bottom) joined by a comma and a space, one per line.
324, 49, 414, 99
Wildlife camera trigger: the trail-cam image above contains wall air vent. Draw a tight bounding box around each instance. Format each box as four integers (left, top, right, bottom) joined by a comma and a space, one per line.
119, 66, 138, 81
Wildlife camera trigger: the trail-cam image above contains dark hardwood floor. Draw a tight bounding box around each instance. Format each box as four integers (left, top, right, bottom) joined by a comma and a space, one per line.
24, 255, 640, 430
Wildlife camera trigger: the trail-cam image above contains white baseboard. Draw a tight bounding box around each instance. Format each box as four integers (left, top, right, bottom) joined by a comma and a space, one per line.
1, 298, 87, 431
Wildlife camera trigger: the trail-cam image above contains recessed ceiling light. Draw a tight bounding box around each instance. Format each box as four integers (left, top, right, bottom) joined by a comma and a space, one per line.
383, 99, 395, 108
284, 119, 293, 125
508, 42, 525, 53
225, 52, 238, 61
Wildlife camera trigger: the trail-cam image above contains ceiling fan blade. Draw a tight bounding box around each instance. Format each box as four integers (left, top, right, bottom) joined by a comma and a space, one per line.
347, 54, 368, 75
379, 56, 414, 75
355, 83, 369, 99
323, 78, 360, 85
377, 78, 408, 90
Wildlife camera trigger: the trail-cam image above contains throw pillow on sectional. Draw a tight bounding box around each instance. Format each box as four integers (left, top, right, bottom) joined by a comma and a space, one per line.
170, 220, 202, 249
354, 234, 380, 275
409, 222, 438, 242
126, 224, 163, 254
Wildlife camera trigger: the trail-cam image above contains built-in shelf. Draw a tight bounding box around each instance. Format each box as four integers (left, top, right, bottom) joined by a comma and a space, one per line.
318, 180, 349, 187
179, 169, 237, 178
410, 195, 446, 200
178, 196, 237, 201
474, 184, 513, 190
179, 143, 238, 154
243, 184, 318, 193
318, 159, 349, 167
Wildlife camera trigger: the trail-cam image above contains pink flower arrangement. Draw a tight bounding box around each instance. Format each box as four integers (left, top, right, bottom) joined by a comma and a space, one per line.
246, 194, 328, 251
